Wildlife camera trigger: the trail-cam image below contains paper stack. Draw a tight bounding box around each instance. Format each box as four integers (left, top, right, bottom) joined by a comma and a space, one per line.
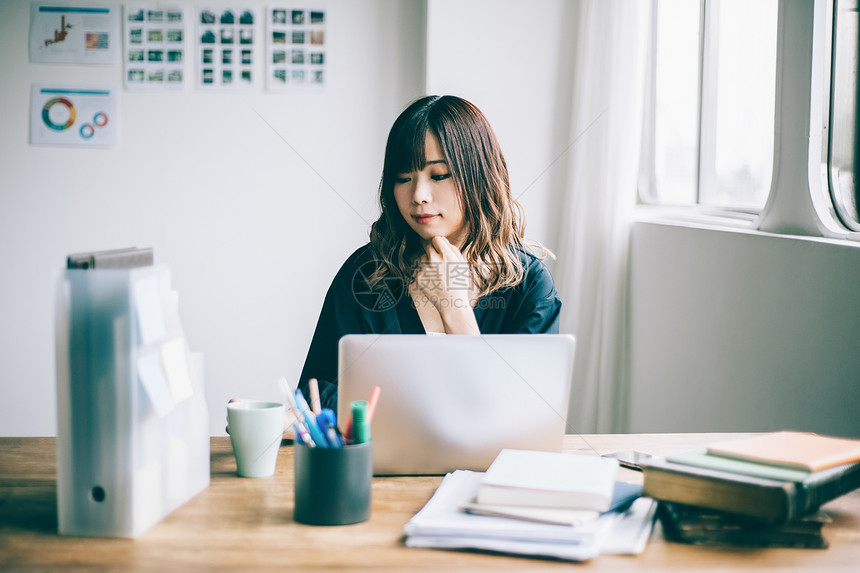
403, 450, 657, 562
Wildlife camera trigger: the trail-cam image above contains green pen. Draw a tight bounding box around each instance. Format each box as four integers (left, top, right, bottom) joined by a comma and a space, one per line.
351, 400, 370, 444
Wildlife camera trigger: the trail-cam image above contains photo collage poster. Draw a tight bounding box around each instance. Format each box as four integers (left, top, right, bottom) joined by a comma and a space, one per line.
266, 8, 326, 90
124, 5, 186, 90
197, 7, 257, 89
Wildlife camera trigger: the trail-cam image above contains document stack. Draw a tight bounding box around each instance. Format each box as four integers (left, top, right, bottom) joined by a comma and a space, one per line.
642, 431, 860, 549
403, 450, 657, 562
55, 248, 210, 538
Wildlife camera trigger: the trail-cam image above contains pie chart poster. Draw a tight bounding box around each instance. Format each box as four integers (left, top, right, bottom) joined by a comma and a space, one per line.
31, 85, 118, 147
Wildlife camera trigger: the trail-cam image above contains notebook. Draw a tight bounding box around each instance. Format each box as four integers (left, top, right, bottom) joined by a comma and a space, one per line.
337, 334, 576, 475
477, 449, 619, 510
706, 431, 860, 472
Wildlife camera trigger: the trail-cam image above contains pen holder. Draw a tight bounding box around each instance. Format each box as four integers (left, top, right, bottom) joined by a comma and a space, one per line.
293, 441, 372, 526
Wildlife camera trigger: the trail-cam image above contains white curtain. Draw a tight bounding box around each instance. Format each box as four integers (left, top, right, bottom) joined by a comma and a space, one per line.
555, 1, 651, 433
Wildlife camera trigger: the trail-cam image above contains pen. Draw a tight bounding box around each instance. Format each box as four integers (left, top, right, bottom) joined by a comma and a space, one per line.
292, 416, 316, 447
316, 408, 343, 448
309, 378, 322, 416
277, 377, 315, 447
367, 385, 381, 422
296, 389, 328, 447
281, 377, 301, 415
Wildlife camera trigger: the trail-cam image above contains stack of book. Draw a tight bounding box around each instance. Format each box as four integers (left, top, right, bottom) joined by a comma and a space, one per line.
642, 431, 860, 549
403, 449, 657, 561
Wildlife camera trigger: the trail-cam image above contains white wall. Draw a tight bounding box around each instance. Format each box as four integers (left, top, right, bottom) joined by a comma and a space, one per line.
426, 0, 575, 253
0, 0, 427, 436
629, 221, 860, 438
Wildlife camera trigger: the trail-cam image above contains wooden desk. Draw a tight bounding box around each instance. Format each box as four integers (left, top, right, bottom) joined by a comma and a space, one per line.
1, 434, 858, 571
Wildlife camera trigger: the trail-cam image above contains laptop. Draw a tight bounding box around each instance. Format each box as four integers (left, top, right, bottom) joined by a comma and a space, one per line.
337, 334, 576, 475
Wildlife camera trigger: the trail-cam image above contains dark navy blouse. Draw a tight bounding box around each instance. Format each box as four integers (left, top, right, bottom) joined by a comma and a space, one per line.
297, 243, 561, 410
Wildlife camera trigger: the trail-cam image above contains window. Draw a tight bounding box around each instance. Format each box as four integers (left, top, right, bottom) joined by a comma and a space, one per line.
827, 0, 860, 230
641, 0, 779, 211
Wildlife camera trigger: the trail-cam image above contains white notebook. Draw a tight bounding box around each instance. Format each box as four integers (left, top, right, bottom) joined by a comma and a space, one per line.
478, 449, 619, 511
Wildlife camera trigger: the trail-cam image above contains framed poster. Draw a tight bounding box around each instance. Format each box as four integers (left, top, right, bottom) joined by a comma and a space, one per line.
266, 8, 326, 90
197, 7, 257, 89
29, 3, 119, 65
31, 85, 119, 147
124, 4, 186, 90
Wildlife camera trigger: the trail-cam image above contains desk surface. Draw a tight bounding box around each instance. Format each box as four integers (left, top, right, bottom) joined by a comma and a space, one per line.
1, 434, 858, 571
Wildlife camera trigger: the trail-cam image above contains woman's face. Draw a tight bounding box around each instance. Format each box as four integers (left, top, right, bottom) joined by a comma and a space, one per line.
393, 132, 467, 247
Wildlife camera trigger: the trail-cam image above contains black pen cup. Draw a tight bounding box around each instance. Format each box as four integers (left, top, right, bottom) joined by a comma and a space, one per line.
293, 441, 373, 526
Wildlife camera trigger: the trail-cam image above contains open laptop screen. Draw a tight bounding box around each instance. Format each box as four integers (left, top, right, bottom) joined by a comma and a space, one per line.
337, 334, 575, 475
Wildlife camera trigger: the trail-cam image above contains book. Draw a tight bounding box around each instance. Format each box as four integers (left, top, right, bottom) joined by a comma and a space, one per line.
462, 481, 642, 526
403, 470, 657, 561
477, 449, 618, 511
707, 431, 860, 472
642, 457, 860, 524
658, 501, 829, 549
668, 447, 811, 481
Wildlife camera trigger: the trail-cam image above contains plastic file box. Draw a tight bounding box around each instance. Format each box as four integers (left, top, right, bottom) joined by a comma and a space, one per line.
54, 266, 209, 538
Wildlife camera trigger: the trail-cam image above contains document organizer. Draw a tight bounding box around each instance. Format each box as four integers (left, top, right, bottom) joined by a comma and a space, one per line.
55, 265, 210, 538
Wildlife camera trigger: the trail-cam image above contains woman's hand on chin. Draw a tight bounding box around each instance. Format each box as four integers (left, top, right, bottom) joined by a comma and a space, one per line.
413, 236, 480, 334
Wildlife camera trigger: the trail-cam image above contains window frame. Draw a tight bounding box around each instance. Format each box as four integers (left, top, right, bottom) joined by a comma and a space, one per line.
824, 0, 860, 232
640, 0, 860, 240
639, 0, 771, 215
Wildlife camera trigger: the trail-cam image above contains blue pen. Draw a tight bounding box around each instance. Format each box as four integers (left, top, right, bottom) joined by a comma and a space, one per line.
295, 389, 328, 447
313, 410, 334, 447
317, 408, 343, 448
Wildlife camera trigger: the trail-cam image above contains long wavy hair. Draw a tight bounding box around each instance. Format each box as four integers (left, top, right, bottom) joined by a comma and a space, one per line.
368, 95, 529, 299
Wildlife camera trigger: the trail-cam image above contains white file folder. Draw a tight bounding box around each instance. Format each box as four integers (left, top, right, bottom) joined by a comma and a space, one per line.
55, 265, 209, 538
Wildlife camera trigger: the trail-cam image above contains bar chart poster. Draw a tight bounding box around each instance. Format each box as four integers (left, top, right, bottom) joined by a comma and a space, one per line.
29, 3, 120, 64
31, 86, 119, 147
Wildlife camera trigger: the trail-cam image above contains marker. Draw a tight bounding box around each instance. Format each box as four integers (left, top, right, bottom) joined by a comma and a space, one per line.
309, 378, 321, 415
345, 386, 381, 441
351, 400, 370, 444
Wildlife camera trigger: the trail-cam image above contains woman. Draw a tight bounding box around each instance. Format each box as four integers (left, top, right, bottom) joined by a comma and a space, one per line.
299, 95, 561, 410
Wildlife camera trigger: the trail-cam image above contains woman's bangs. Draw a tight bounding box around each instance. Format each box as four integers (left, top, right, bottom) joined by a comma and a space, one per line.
387, 122, 429, 176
